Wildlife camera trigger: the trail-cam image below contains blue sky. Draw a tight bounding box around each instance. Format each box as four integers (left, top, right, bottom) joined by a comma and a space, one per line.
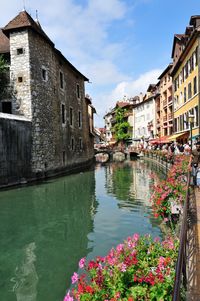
1, 0, 200, 126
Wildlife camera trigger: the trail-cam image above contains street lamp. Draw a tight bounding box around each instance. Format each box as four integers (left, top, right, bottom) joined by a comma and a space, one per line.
188, 114, 195, 150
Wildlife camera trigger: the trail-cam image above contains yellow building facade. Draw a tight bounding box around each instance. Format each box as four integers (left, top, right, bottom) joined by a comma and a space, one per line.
171, 23, 200, 143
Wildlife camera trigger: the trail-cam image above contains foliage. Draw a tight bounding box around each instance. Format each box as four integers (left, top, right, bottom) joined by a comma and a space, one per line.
64, 234, 179, 301
109, 165, 133, 201
0, 54, 9, 98
113, 107, 130, 142
149, 155, 189, 219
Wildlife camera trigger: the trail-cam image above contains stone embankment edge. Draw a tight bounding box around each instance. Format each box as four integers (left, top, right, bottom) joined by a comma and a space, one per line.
0, 158, 94, 190
142, 155, 171, 174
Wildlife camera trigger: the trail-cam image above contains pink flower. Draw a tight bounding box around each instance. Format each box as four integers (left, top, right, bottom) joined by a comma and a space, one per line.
120, 263, 127, 272
79, 257, 86, 269
64, 291, 74, 301
133, 233, 140, 241
71, 272, 79, 284
116, 243, 124, 252
154, 237, 160, 242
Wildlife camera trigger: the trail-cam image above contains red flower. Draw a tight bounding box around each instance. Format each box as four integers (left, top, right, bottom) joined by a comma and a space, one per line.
85, 285, 94, 294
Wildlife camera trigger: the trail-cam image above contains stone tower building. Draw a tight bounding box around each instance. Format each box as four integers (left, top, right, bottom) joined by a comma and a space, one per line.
0, 10, 95, 185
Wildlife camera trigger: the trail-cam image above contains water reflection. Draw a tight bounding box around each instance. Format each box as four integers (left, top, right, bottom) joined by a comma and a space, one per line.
0, 171, 97, 301
0, 160, 164, 301
12, 242, 38, 301
89, 161, 162, 260
105, 160, 155, 206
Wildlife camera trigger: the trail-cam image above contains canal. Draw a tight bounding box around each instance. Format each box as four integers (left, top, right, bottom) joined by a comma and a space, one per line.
0, 159, 164, 301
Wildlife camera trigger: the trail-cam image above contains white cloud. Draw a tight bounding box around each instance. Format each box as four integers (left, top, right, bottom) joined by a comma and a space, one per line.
93, 68, 163, 126
1, 1, 163, 128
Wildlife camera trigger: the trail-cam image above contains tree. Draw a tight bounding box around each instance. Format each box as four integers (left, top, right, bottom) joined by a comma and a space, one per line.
113, 106, 130, 143
0, 54, 9, 99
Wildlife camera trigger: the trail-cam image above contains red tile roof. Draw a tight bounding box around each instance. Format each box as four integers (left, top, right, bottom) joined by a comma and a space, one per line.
116, 101, 130, 108
3, 10, 54, 47
0, 28, 9, 53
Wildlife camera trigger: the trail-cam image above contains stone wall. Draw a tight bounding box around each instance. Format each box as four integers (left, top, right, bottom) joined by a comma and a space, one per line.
28, 30, 94, 172
9, 30, 32, 118
1, 24, 94, 182
8, 27, 94, 175
0, 114, 32, 187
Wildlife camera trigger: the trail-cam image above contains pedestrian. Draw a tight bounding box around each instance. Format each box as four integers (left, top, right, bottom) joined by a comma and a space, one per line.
189, 141, 200, 185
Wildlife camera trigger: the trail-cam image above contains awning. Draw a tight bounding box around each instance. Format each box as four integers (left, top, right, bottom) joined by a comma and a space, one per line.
159, 136, 170, 143
168, 131, 189, 141
149, 136, 170, 144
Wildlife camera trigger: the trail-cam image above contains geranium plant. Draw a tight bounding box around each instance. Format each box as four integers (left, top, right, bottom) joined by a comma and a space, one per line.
64, 234, 179, 301
150, 155, 189, 219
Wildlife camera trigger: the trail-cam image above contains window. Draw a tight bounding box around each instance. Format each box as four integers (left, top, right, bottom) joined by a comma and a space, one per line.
174, 118, 177, 132
71, 137, 74, 150
70, 107, 73, 126
194, 76, 197, 94
42, 68, 47, 81
76, 84, 80, 99
182, 68, 185, 83
61, 104, 65, 124
188, 83, 192, 99
17, 48, 24, 55
195, 106, 199, 126
18, 76, 23, 83
174, 79, 177, 92
195, 46, 198, 66
78, 111, 82, 128
188, 59, 191, 74
185, 62, 188, 79
60, 72, 64, 89
2, 101, 12, 114
184, 87, 187, 103
191, 55, 194, 72
79, 138, 83, 150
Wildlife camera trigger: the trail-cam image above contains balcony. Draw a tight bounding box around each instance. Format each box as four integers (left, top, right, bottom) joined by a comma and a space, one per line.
163, 99, 167, 107
156, 105, 160, 112
168, 95, 172, 104
163, 115, 167, 122
168, 112, 173, 120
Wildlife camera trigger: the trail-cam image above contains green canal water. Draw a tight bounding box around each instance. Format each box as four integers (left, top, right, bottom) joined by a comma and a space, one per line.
0, 160, 164, 301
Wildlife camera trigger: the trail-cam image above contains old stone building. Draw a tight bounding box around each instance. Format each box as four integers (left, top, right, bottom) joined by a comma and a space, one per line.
0, 10, 95, 187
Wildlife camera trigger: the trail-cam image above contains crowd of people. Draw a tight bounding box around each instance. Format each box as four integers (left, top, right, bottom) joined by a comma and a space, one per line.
136, 139, 200, 190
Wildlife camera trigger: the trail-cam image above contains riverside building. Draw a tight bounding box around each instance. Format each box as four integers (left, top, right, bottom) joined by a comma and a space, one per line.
171, 16, 200, 143
0, 10, 95, 187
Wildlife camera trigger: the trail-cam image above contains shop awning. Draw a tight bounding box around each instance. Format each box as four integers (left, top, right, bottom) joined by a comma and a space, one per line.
159, 136, 170, 143
149, 136, 170, 144
168, 131, 189, 141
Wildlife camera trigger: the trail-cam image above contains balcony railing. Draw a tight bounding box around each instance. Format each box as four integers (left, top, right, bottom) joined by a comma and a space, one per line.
168, 112, 173, 120
163, 99, 167, 107
163, 115, 167, 122
168, 95, 172, 103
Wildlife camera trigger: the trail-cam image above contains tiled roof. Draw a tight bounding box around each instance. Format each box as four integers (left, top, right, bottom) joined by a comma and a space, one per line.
116, 101, 130, 108
0, 28, 9, 53
174, 34, 187, 40
3, 10, 54, 47
2, 10, 89, 81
